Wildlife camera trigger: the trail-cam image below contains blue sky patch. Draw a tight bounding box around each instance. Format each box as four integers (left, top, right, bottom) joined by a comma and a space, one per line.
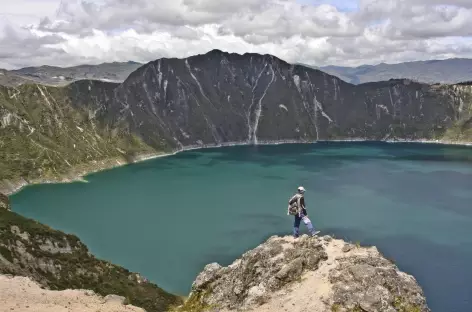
296, 0, 359, 12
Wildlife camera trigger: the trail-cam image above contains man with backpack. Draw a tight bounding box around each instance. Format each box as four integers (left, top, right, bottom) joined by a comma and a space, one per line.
287, 186, 320, 238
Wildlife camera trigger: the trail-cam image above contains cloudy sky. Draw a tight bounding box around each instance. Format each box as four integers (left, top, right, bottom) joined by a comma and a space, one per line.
1, 0, 472, 69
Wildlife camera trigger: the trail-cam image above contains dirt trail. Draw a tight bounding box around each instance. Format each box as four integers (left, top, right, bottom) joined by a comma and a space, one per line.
0, 274, 144, 312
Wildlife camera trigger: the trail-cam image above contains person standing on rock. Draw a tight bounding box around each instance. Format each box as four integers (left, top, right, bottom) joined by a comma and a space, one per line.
287, 186, 320, 238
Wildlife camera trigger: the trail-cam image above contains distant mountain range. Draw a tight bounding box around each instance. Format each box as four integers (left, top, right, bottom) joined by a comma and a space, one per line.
2, 57, 472, 88
313, 58, 472, 85
0, 61, 143, 87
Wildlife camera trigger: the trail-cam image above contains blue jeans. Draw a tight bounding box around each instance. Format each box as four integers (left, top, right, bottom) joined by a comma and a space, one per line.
293, 212, 315, 237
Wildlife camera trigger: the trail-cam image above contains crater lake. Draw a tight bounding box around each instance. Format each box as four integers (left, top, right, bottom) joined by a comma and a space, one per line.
11, 142, 472, 312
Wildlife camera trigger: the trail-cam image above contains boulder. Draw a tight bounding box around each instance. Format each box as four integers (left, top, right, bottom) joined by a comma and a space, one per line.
104, 294, 127, 305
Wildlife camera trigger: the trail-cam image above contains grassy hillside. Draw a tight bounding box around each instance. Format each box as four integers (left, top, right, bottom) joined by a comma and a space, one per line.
0, 82, 162, 189
432, 84, 472, 142
0, 208, 183, 311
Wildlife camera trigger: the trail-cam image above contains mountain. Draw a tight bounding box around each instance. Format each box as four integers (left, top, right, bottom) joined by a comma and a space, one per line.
0, 208, 183, 311
180, 235, 429, 312
1, 49, 472, 193
0, 69, 33, 87
315, 58, 472, 84
1, 61, 143, 87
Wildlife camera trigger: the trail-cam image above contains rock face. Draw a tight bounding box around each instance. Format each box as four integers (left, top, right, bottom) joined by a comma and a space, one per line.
0, 193, 9, 210
105, 50, 472, 149
182, 235, 429, 312
2, 50, 472, 190
0, 209, 182, 312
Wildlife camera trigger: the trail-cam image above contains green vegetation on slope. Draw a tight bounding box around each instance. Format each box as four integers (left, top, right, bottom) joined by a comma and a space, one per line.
434, 84, 472, 142
0, 209, 183, 311
0, 82, 159, 188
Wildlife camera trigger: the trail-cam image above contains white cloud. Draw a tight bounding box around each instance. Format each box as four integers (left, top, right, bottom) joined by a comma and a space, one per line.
1, 0, 472, 69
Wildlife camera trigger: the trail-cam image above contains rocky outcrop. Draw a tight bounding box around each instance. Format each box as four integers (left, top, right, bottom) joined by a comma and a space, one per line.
182, 235, 429, 312
0, 209, 182, 312
0, 193, 9, 210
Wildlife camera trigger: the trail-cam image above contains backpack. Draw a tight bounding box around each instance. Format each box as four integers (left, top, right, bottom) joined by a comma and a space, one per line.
288, 194, 302, 215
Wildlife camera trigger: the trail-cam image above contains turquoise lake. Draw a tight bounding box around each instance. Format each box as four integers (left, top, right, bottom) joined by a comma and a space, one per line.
11, 142, 472, 312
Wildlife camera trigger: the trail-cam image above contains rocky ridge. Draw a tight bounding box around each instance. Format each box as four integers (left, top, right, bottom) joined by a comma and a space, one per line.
182, 235, 429, 312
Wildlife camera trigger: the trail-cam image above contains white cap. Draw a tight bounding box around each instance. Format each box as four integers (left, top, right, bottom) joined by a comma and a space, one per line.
297, 186, 306, 193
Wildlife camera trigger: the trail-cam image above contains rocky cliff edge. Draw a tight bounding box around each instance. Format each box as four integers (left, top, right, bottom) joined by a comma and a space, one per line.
180, 235, 429, 312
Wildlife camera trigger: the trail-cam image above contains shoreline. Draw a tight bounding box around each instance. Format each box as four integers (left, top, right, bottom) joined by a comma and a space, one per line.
0, 139, 306, 196
2, 137, 471, 197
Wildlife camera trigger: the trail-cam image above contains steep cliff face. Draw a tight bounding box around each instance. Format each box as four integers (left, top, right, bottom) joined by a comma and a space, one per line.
2, 50, 472, 191
0, 209, 182, 312
181, 235, 429, 312
104, 50, 472, 149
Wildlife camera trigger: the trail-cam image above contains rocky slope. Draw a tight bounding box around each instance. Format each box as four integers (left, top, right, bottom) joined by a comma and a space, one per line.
2, 50, 472, 193
0, 81, 165, 193
0, 208, 183, 312
181, 235, 429, 312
